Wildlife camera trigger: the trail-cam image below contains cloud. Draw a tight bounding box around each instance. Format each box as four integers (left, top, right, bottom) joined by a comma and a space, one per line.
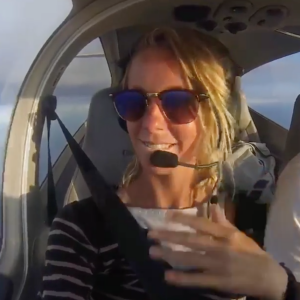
0, 0, 108, 90
0, 0, 72, 86
0, 55, 111, 106
242, 53, 300, 106
247, 98, 285, 105
0, 105, 14, 174
0, 105, 14, 125
54, 55, 111, 90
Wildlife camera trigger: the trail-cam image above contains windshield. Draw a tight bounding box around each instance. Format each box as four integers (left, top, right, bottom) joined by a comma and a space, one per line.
243, 52, 300, 128
0, 0, 72, 249
0, 0, 72, 191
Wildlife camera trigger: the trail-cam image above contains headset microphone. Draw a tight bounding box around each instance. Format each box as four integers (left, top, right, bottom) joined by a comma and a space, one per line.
150, 150, 218, 170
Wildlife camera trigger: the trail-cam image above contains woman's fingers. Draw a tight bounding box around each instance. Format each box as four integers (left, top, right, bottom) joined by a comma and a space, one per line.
210, 204, 235, 229
149, 246, 219, 270
164, 270, 248, 296
155, 211, 236, 240
148, 230, 219, 251
164, 267, 279, 299
146, 206, 280, 299
164, 270, 225, 289
149, 211, 262, 257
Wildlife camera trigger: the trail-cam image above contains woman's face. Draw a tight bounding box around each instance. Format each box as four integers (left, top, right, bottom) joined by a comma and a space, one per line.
126, 47, 201, 174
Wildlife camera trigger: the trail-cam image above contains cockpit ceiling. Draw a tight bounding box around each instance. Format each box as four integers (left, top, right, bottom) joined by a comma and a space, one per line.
102, 25, 300, 75
78, 0, 300, 78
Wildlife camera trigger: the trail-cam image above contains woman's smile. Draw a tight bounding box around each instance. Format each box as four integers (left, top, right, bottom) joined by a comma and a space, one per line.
139, 140, 177, 151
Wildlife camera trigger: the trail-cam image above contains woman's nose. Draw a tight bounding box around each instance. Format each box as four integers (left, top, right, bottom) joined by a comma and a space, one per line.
141, 99, 167, 131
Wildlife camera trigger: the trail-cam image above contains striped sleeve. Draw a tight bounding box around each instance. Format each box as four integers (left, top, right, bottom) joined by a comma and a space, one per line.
38, 202, 99, 300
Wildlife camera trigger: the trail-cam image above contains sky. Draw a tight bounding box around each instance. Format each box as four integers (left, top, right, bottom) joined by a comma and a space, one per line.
1, 0, 300, 183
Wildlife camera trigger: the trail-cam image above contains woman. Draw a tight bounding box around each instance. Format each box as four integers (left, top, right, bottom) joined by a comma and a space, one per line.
39, 27, 297, 300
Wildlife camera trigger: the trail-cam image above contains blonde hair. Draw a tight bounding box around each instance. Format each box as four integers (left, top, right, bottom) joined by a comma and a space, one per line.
120, 27, 236, 195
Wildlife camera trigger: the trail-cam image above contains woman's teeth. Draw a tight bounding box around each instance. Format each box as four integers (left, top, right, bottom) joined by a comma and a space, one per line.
142, 142, 174, 150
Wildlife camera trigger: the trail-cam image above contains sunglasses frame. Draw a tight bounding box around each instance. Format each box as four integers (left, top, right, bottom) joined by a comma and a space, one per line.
109, 88, 209, 124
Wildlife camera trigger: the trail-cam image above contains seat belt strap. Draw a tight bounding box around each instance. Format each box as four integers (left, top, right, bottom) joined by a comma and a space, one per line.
45, 96, 58, 225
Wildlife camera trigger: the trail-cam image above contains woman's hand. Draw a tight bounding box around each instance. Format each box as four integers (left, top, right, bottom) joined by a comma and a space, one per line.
148, 204, 288, 300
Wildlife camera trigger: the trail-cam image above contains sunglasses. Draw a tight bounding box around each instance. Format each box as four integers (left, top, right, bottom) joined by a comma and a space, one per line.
110, 89, 209, 124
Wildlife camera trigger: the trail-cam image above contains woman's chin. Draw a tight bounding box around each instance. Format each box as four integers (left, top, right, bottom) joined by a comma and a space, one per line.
141, 163, 175, 175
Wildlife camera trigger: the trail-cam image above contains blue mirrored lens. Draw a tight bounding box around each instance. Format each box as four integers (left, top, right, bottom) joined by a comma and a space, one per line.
161, 90, 199, 124
114, 91, 146, 121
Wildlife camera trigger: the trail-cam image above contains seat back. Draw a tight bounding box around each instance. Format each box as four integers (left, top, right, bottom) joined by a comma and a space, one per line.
65, 80, 259, 204
65, 87, 134, 202
264, 152, 300, 281
283, 94, 300, 167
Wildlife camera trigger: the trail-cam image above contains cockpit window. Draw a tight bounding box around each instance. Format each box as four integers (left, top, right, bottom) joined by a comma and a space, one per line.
0, 0, 72, 248
38, 39, 111, 184
242, 52, 300, 128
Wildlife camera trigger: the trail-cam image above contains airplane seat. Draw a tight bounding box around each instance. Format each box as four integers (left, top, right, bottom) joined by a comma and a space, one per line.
264, 152, 300, 281
264, 95, 300, 281
64, 77, 260, 204
283, 94, 300, 168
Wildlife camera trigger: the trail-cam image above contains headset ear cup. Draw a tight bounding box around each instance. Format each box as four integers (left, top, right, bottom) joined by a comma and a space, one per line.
118, 117, 128, 133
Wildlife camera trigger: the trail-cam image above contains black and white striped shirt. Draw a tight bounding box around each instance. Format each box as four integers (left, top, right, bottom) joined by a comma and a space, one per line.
39, 198, 148, 300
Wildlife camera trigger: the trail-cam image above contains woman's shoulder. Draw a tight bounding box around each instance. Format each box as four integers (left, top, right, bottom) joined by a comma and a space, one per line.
59, 197, 99, 218
53, 197, 108, 247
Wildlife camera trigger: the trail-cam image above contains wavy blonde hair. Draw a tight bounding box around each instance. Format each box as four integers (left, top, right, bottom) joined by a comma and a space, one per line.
120, 27, 236, 194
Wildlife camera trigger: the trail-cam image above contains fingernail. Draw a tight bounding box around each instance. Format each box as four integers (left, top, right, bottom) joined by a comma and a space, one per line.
149, 246, 162, 257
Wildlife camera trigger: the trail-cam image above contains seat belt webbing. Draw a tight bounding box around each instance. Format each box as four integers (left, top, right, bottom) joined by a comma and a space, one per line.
45, 97, 58, 225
